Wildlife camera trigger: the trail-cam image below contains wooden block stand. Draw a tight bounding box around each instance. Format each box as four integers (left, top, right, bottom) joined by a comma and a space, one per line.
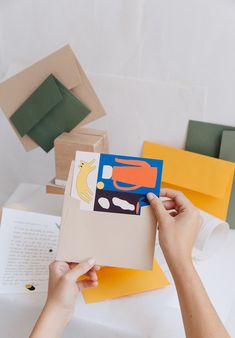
46, 128, 109, 194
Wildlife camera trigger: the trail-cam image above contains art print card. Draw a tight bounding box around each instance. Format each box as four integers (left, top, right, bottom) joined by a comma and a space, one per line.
71, 151, 163, 215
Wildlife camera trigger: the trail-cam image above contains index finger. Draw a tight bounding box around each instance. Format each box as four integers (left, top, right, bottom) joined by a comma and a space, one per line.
160, 188, 193, 211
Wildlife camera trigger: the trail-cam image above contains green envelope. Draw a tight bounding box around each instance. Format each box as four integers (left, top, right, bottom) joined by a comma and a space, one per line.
185, 120, 235, 157
10, 74, 91, 152
185, 120, 235, 228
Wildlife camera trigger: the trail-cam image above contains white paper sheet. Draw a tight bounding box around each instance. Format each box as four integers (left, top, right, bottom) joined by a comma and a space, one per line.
193, 210, 230, 260
71, 151, 100, 210
3, 183, 64, 217
0, 208, 61, 293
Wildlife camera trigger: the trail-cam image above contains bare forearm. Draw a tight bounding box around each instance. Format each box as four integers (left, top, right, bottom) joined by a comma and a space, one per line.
29, 302, 69, 338
30, 260, 98, 338
171, 261, 230, 338
147, 190, 230, 338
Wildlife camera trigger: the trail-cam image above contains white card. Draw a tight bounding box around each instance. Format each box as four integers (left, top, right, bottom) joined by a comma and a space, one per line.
71, 151, 100, 211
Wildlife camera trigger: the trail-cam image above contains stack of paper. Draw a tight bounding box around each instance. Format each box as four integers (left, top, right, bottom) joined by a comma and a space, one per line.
0, 45, 106, 152
185, 120, 235, 228
142, 141, 235, 221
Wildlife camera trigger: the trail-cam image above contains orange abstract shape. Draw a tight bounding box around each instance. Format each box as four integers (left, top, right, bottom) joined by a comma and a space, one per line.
112, 158, 158, 191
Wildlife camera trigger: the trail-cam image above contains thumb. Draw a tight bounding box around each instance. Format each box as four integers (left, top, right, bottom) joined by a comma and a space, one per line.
49, 261, 70, 278
66, 258, 96, 281
147, 193, 169, 223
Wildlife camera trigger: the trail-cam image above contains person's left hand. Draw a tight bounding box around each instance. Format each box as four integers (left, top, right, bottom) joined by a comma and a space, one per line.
46, 259, 99, 324
30, 259, 99, 338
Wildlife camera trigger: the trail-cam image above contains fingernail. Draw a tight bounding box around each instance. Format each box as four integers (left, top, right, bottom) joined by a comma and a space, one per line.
88, 258, 96, 266
147, 192, 157, 201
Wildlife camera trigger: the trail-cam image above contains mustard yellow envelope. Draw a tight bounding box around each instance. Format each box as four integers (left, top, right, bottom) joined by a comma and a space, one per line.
82, 260, 169, 303
142, 141, 235, 220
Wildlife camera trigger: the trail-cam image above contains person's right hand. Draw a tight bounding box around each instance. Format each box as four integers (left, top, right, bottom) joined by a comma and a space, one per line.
147, 188, 202, 273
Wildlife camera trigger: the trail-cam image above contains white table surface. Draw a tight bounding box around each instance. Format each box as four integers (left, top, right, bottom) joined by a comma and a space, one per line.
1, 183, 235, 338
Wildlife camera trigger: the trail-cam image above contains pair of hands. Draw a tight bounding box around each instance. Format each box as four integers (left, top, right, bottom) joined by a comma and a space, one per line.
44, 188, 202, 328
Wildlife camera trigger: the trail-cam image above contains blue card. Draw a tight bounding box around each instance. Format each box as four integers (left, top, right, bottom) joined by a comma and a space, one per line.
71, 151, 163, 215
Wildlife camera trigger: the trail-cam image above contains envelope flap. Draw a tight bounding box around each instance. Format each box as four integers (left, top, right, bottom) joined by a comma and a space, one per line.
10, 75, 63, 136
143, 141, 235, 199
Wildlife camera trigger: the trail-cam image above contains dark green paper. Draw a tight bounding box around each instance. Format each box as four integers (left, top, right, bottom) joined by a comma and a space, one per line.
10, 74, 91, 152
185, 120, 235, 228
219, 131, 235, 229
185, 120, 235, 158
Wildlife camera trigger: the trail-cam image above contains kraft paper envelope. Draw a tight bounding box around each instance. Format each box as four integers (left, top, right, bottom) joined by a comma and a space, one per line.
142, 141, 235, 220
82, 260, 169, 303
10, 75, 90, 152
0, 45, 106, 151
56, 162, 157, 270
186, 120, 235, 228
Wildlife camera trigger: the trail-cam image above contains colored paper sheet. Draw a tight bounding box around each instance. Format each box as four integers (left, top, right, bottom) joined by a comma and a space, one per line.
71, 151, 163, 215
219, 131, 235, 162
10, 75, 90, 152
219, 131, 235, 229
82, 260, 169, 303
185, 120, 235, 158
185, 120, 235, 228
142, 141, 235, 220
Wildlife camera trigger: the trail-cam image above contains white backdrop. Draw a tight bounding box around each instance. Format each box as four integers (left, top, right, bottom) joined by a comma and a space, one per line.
1, 0, 235, 204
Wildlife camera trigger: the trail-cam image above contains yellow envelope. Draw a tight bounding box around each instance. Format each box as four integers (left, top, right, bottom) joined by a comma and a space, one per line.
82, 260, 169, 303
142, 141, 235, 220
